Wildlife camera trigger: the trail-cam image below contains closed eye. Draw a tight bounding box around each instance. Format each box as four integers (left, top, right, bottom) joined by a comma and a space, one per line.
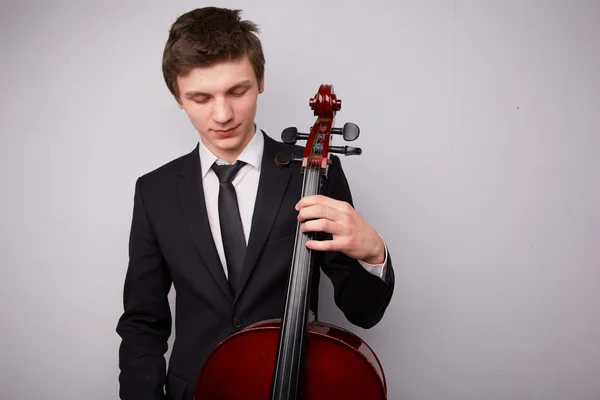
230, 89, 248, 97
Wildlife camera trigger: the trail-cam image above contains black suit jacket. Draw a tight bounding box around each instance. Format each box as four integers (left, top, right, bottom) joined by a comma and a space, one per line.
116, 131, 395, 400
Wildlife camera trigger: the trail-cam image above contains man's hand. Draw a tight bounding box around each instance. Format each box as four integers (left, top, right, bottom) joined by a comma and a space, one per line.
295, 195, 385, 264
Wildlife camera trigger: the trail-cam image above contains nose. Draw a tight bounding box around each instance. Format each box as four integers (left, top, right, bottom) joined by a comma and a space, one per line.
212, 97, 233, 124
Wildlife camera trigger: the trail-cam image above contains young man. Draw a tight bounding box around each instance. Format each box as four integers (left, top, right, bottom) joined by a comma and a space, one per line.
116, 7, 395, 400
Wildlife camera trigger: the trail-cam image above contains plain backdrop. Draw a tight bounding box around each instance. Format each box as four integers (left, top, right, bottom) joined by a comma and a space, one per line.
1, 0, 599, 399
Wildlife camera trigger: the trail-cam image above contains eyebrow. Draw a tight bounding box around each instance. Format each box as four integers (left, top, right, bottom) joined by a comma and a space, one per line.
184, 80, 253, 98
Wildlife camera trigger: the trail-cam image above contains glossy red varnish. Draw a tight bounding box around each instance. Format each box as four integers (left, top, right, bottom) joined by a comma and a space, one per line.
194, 320, 387, 399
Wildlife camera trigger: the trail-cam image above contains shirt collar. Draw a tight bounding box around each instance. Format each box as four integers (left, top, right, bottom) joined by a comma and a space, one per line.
198, 124, 264, 178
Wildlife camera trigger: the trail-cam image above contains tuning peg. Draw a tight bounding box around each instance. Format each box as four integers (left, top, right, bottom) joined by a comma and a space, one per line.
331, 122, 360, 141
275, 152, 303, 168
329, 146, 362, 156
281, 127, 309, 145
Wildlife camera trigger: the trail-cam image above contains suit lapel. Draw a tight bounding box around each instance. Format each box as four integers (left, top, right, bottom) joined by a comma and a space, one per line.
237, 133, 292, 300
177, 145, 234, 303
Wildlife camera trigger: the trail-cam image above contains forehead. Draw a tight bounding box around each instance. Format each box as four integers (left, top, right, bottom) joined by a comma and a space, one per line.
177, 56, 257, 94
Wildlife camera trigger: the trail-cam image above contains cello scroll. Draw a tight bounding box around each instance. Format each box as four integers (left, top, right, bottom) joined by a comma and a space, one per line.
275, 85, 362, 170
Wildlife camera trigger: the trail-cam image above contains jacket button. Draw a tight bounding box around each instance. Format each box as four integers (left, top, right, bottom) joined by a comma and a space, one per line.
233, 318, 242, 328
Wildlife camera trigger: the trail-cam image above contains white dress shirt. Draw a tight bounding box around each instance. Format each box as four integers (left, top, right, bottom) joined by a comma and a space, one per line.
198, 125, 388, 281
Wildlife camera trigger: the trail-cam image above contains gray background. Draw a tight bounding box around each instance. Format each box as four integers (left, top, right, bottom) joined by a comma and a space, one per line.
1, 0, 599, 399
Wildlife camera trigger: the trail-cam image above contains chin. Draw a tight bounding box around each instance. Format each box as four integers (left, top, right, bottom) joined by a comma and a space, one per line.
215, 137, 244, 151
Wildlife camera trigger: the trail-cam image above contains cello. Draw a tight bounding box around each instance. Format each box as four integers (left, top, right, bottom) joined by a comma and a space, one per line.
193, 85, 387, 399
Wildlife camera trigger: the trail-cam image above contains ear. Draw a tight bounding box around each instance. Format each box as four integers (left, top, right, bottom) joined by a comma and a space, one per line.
258, 76, 265, 94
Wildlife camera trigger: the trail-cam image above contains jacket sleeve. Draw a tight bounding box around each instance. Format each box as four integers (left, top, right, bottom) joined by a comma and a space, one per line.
317, 155, 395, 329
116, 177, 172, 399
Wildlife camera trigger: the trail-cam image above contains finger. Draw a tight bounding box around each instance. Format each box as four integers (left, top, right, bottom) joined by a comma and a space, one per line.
305, 239, 336, 252
300, 218, 345, 235
297, 203, 341, 223
295, 195, 349, 212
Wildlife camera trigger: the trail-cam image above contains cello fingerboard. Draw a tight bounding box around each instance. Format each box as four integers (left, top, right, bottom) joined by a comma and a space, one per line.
270, 168, 321, 400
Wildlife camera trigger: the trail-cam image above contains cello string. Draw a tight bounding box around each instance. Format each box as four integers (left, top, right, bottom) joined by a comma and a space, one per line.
289, 165, 318, 384
282, 162, 316, 385
293, 166, 315, 381
276, 141, 328, 395
277, 161, 311, 387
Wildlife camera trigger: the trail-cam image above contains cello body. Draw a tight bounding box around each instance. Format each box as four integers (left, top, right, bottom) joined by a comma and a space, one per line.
194, 85, 387, 399
194, 319, 387, 399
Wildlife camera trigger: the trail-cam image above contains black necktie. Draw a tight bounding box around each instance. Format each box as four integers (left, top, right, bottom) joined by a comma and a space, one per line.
212, 160, 247, 297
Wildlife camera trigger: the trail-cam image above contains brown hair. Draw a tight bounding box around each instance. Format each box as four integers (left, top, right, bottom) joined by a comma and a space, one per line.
162, 7, 265, 101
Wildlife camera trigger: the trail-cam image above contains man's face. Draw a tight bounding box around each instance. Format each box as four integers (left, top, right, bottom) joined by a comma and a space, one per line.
176, 55, 264, 162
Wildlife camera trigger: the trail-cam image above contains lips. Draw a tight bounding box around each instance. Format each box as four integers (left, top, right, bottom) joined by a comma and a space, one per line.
213, 126, 239, 137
